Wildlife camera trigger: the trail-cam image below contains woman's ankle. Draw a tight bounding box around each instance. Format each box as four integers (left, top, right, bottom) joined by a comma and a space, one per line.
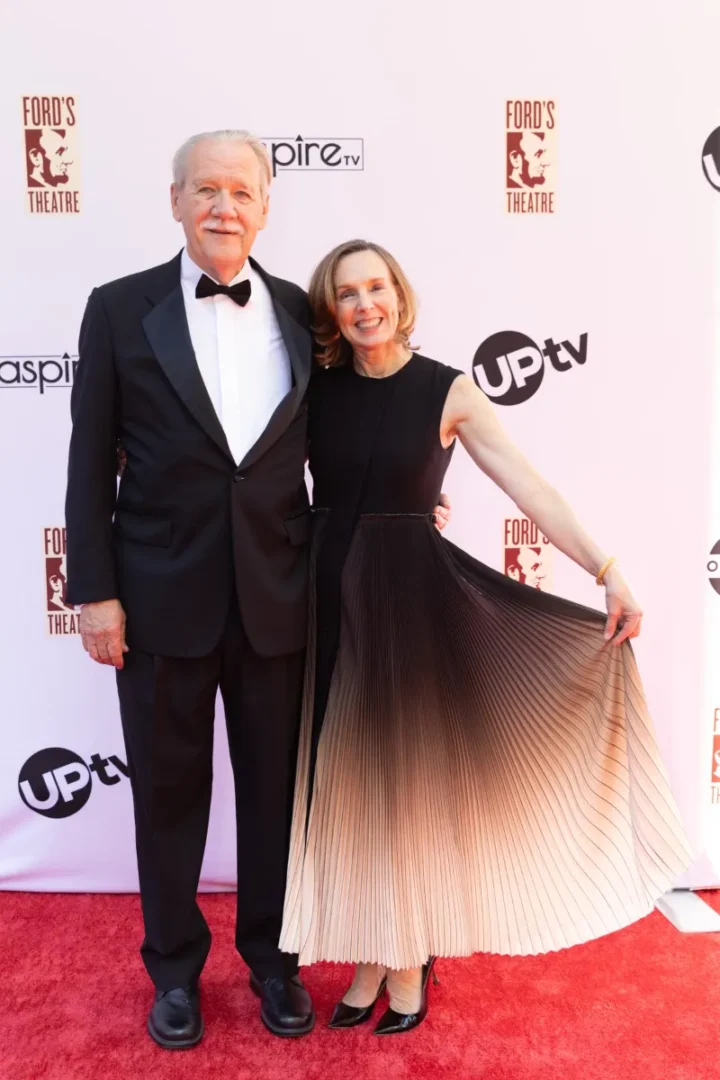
386, 966, 422, 1014
342, 963, 387, 1008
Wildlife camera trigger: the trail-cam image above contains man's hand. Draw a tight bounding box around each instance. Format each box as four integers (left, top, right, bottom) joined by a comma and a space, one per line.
79, 599, 129, 669
432, 492, 451, 532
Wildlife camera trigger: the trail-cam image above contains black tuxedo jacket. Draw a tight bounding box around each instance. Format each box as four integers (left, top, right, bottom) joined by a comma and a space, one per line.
65, 252, 313, 658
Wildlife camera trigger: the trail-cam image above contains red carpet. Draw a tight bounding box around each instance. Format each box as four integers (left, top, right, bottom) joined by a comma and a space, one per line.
3, 891, 719, 1080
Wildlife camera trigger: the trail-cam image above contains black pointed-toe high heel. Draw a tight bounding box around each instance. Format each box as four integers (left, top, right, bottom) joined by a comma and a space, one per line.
328, 976, 388, 1029
373, 958, 438, 1036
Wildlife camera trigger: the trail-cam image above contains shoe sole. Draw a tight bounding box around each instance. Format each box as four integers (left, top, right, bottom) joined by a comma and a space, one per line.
147, 1014, 205, 1050
328, 1017, 374, 1029
250, 977, 316, 1038
374, 1019, 425, 1036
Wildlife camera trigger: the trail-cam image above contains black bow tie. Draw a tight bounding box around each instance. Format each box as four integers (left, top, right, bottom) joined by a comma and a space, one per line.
195, 274, 252, 307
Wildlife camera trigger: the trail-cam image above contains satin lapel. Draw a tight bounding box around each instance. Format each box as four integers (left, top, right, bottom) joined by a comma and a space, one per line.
236, 264, 312, 472
141, 282, 234, 463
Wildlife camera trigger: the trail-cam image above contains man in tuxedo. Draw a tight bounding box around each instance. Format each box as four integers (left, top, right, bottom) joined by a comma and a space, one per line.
64, 130, 315, 1046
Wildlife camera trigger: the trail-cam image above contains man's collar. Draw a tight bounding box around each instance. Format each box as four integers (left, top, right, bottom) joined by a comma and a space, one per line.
181, 247, 252, 289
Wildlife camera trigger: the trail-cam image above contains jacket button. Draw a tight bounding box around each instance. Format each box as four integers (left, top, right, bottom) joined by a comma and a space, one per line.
234, 473, 244, 482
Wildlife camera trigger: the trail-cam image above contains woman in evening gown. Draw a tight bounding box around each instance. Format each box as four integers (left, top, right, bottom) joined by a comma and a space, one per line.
279, 239, 692, 1035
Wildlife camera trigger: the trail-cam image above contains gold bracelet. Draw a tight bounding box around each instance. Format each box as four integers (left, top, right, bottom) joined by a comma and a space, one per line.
596, 557, 617, 586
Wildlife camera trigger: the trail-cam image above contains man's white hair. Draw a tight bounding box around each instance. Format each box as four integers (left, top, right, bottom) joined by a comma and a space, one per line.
172, 130, 272, 197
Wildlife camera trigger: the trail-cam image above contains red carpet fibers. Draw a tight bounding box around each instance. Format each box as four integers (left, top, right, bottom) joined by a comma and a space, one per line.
2, 891, 719, 1080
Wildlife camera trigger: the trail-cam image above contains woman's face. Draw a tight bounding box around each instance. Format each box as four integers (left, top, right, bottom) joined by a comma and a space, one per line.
333, 250, 402, 352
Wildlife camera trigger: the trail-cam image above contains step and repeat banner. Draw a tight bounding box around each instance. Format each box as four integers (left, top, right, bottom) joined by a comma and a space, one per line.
2, 0, 720, 892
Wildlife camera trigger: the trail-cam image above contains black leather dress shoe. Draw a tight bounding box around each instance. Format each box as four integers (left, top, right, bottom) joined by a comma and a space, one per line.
147, 986, 204, 1049
249, 972, 315, 1037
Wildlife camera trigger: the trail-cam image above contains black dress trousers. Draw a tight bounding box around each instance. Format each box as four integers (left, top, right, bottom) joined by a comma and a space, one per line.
116, 592, 303, 990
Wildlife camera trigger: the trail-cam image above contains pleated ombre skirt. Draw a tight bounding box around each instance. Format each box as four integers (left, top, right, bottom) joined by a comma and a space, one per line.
279, 514, 692, 970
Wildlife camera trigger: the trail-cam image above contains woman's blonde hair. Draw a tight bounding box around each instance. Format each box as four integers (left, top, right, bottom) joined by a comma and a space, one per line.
308, 239, 418, 368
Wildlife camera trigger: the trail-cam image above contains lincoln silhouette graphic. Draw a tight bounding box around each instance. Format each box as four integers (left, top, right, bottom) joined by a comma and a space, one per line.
26, 128, 74, 189
507, 130, 550, 189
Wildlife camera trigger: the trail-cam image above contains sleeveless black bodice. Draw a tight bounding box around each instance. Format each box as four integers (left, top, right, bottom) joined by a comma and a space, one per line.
308, 353, 461, 518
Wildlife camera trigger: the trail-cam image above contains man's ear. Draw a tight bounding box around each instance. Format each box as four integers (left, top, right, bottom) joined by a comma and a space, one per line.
170, 182, 182, 222
258, 193, 270, 232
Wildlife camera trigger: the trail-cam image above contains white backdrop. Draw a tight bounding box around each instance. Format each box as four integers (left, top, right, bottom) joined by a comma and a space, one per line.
1, 0, 719, 892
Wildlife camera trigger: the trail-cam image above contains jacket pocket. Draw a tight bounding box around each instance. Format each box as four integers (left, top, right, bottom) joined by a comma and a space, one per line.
283, 510, 311, 546
114, 514, 172, 548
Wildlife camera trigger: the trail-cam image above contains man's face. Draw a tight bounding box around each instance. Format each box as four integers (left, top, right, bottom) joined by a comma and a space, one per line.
39, 129, 73, 181
517, 546, 546, 589
171, 140, 269, 281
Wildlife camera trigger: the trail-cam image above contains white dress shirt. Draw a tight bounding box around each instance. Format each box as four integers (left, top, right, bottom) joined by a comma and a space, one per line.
180, 249, 292, 466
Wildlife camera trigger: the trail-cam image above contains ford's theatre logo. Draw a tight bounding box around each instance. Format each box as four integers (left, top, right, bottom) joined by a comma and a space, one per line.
22, 95, 80, 214
262, 136, 364, 177
472, 330, 587, 405
18, 747, 129, 818
702, 127, 720, 192
503, 517, 553, 592
712, 709, 720, 805
506, 99, 556, 214
44, 526, 80, 636
0, 353, 77, 394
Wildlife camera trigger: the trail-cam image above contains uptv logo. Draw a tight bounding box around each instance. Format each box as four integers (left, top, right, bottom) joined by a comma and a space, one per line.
472, 330, 588, 405
702, 127, 720, 192
18, 747, 129, 818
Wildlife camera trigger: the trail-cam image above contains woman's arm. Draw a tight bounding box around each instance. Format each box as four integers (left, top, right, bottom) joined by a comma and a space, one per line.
441, 375, 642, 645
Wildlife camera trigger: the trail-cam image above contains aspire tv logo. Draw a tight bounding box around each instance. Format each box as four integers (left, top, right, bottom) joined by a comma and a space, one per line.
262, 135, 364, 177
19, 746, 129, 819
472, 330, 587, 405
0, 353, 77, 394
